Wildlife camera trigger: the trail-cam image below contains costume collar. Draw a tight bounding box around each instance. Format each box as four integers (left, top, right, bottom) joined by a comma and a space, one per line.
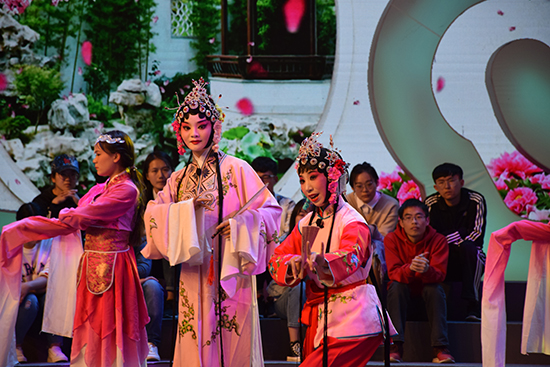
106, 171, 130, 188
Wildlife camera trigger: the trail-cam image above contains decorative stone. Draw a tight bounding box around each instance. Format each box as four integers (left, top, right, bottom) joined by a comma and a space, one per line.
48, 94, 90, 130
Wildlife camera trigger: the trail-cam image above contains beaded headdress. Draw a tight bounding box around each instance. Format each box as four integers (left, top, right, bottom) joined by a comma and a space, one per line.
297, 132, 349, 205
171, 78, 224, 155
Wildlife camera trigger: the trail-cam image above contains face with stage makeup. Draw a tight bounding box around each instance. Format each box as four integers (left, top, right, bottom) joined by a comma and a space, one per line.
299, 169, 329, 208
179, 113, 213, 155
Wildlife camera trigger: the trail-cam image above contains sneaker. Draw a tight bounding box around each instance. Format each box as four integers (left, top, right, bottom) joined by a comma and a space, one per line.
465, 314, 481, 322
388, 342, 403, 363
287, 341, 301, 362
147, 342, 161, 361
432, 346, 455, 363
16, 346, 27, 363
47, 345, 68, 363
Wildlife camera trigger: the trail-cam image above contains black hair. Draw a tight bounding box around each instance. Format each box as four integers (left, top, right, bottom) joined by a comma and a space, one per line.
251, 156, 278, 175
349, 162, 378, 187
297, 147, 332, 176
16, 202, 46, 220
288, 198, 309, 232
398, 199, 429, 219
96, 130, 146, 247
432, 162, 463, 182
142, 150, 174, 203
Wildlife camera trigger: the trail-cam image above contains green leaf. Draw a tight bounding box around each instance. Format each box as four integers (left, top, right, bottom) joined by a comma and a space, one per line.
222, 126, 250, 140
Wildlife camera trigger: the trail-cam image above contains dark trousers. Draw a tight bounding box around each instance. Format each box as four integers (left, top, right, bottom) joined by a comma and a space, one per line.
445, 241, 485, 301
387, 282, 449, 346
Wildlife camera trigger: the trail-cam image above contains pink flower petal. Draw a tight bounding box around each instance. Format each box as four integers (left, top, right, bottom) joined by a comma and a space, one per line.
11, 111, 15, 118
81, 41, 93, 66
152, 16, 158, 23
283, 0, 306, 33
246, 56, 253, 63
248, 61, 268, 78
209, 37, 216, 44
509, 26, 516, 32
353, 100, 360, 105
145, 80, 151, 86
436, 76, 445, 92
183, 84, 190, 89
236, 97, 254, 116
77, 66, 83, 75
179, 88, 185, 95
15, 179, 21, 185
0, 73, 7, 91
497, 10, 504, 16
248, 42, 255, 46
163, 79, 169, 86
90, 113, 97, 118
160, 86, 165, 93
154, 70, 161, 76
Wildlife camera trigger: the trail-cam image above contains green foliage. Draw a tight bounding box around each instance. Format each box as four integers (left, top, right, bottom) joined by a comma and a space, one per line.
13, 65, 64, 126
222, 126, 249, 140
87, 95, 115, 123
82, 0, 157, 99
188, 0, 220, 73
227, 0, 248, 55
219, 127, 273, 163
0, 115, 32, 142
317, 0, 336, 55
18, 0, 86, 70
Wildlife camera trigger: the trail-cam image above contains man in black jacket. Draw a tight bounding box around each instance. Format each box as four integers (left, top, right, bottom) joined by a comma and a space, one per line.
425, 163, 486, 321
33, 154, 80, 218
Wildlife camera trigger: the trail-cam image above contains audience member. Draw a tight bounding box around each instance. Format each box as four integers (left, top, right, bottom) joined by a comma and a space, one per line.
33, 154, 80, 218
266, 198, 311, 362
251, 156, 295, 237
384, 199, 453, 363
425, 163, 486, 321
14, 203, 68, 363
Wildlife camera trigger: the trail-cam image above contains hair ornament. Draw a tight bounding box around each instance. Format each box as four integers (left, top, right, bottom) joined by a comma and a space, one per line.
296, 131, 349, 205
171, 78, 225, 155
96, 134, 125, 145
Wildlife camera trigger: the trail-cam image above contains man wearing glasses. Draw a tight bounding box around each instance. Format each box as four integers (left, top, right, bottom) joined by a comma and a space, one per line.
425, 163, 487, 322
385, 199, 453, 363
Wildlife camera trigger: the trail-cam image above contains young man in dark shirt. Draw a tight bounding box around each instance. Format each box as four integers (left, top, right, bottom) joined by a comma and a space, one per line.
425, 163, 487, 321
33, 154, 80, 218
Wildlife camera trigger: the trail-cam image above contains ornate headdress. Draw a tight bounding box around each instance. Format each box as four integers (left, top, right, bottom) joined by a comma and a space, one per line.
96, 134, 125, 145
296, 132, 349, 205
171, 78, 225, 155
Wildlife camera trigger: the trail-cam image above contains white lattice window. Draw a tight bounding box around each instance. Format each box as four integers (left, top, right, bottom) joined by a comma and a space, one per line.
171, 0, 193, 37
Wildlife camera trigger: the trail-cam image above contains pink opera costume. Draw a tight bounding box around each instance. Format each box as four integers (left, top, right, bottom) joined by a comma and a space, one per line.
142, 78, 282, 367
0, 132, 149, 367
268, 133, 396, 366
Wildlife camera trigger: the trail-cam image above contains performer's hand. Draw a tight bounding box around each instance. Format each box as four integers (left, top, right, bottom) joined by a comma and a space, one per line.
194, 196, 214, 211
309, 243, 330, 276
410, 252, 429, 273
286, 256, 303, 280
215, 220, 231, 239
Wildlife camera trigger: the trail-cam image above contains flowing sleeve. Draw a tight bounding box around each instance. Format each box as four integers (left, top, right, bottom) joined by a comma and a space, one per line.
268, 224, 303, 287
224, 161, 282, 279
321, 222, 371, 286
58, 183, 138, 230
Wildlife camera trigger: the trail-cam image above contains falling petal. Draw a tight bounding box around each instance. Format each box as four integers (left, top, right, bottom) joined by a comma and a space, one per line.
246, 56, 253, 63
160, 86, 165, 93
11, 111, 15, 117
154, 70, 161, 76
78, 66, 83, 75
163, 79, 170, 86
497, 10, 504, 16
236, 97, 254, 116
436, 76, 445, 92
248, 61, 268, 78
145, 80, 151, 86
15, 179, 21, 185
22, 105, 29, 109
509, 26, 516, 31
248, 41, 255, 46
17, 68, 23, 74
353, 100, 360, 105
184, 84, 190, 89
153, 16, 158, 23
82, 41, 93, 66
179, 88, 185, 95
209, 37, 216, 44
283, 0, 306, 33
90, 113, 97, 118
0, 73, 7, 91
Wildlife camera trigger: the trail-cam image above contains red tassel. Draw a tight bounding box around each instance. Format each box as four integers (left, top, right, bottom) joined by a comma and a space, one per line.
207, 254, 214, 286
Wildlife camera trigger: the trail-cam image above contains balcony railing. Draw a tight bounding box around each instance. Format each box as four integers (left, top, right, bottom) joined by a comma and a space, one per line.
206, 55, 334, 80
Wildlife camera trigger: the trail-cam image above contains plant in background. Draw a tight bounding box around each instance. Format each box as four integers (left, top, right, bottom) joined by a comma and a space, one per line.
488, 150, 550, 221
227, 0, 248, 55
87, 95, 115, 124
188, 0, 220, 73
378, 167, 421, 204
13, 64, 64, 128
219, 126, 274, 163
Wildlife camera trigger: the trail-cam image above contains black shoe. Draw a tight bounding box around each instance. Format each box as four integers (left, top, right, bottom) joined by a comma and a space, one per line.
287, 341, 301, 362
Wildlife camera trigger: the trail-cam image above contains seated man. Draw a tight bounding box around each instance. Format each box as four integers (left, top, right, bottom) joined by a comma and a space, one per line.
425, 163, 486, 321
135, 242, 165, 361
385, 199, 453, 363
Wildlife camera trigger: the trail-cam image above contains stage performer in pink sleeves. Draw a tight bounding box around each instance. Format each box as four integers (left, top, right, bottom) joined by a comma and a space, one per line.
268, 133, 396, 367
0, 130, 149, 367
142, 78, 282, 367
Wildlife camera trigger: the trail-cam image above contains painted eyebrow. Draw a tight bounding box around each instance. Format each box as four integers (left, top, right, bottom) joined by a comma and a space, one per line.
181, 119, 209, 124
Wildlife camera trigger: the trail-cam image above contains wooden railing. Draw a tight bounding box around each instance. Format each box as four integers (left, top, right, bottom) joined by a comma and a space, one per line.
206, 55, 334, 80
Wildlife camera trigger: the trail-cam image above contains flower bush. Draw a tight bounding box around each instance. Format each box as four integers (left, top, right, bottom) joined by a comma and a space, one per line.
377, 167, 421, 204
488, 151, 550, 221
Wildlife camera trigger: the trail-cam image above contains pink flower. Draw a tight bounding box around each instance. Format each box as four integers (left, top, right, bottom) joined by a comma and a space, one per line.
0, 73, 7, 91
436, 76, 445, 92
397, 180, 421, 204
283, 0, 306, 33
81, 41, 92, 66
531, 173, 550, 190
528, 207, 550, 222
378, 169, 403, 191
236, 97, 254, 116
504, 187, 538, 215
493, 177, 509, 191
487, 151, 542, 179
